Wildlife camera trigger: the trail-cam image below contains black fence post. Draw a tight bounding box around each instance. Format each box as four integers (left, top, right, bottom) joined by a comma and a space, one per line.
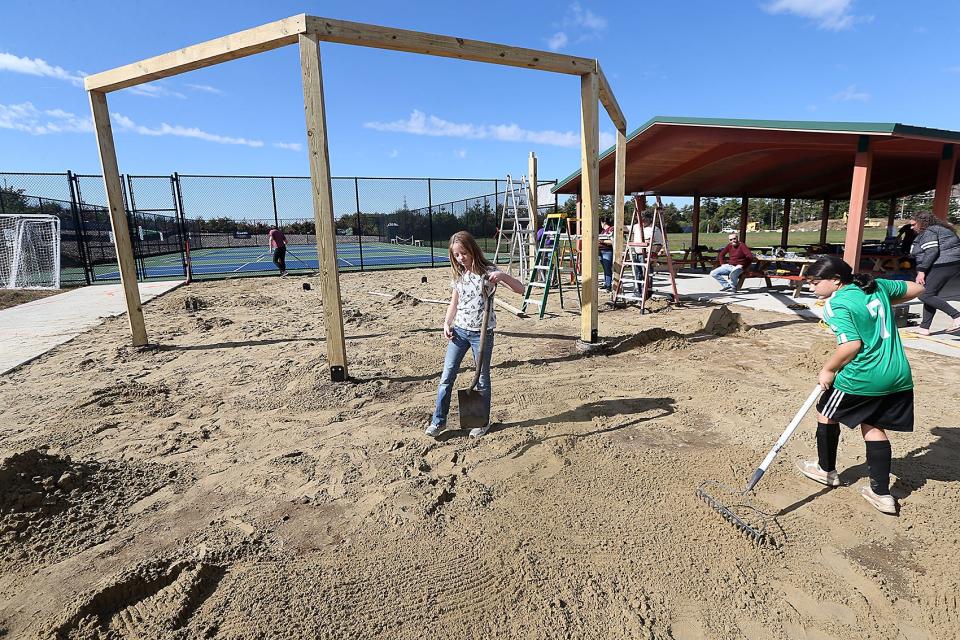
122, 175, 145, 281
66, 170, 92, 285
354, 177, 364, 272
427, 178, 435, 267
270, 176, 279, 228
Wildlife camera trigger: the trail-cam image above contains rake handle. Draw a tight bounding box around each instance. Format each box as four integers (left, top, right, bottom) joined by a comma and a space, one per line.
743, 385, 823, 493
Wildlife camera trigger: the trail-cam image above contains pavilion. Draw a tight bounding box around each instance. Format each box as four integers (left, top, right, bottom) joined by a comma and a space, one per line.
553, 116, 960, 270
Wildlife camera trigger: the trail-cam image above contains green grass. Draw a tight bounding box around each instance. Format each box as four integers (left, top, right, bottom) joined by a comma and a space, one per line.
667, 228, 888, 251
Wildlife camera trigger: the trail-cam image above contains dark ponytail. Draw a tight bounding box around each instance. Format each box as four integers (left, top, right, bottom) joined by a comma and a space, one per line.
851, 272, 877, 294
807, 255, 877, 293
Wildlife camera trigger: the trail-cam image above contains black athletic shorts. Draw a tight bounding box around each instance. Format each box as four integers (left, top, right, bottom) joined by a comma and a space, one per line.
816, 387, 914, 432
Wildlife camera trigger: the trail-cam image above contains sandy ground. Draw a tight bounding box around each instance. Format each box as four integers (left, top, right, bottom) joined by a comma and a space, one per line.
1, 268, 959, 639
0, 289, 60, 311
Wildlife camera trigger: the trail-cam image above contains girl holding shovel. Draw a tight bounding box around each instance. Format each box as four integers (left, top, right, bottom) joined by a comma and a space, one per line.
425, 231, 524, 439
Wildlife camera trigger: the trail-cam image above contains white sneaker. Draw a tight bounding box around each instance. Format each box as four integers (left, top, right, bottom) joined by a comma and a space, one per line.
860, 485, 897, 514
796, 460, 840, 487
468, 423, 492, 438
424, 423, 445, 438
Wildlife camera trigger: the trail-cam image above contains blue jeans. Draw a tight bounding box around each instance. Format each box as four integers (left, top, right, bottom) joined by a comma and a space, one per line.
599, 249, 613, 289
710, 263, 743, 290
431, 327, 494, 427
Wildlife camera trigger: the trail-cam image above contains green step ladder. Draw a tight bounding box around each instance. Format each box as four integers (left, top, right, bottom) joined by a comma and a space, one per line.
521, 213, 581, 318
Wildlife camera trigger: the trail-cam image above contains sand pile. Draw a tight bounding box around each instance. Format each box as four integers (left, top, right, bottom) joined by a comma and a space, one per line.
1, 269, 959, 639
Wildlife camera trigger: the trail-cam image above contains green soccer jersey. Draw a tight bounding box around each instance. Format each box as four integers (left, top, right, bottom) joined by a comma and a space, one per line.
822, 279, 913, 396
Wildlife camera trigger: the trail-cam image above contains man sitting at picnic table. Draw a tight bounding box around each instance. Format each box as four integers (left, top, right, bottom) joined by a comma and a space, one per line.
710, 233, 753, 292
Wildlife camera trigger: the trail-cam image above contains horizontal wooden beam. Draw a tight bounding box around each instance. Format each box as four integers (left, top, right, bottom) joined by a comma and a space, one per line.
84, 15, 308, 92
596, 64, 625, 131
306, 15, 594, 75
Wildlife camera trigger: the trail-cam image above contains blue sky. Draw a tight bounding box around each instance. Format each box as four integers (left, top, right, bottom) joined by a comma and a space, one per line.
2, 0, 960, 189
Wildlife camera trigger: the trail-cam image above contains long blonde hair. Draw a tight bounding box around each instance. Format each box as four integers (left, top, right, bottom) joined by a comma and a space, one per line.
448, 231, 493, 279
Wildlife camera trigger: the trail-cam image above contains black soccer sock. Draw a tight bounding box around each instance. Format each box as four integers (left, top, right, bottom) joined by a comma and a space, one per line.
865, 440, 892, 495
816, 422, 841, 472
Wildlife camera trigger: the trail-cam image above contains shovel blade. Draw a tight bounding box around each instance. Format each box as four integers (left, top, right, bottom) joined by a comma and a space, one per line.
457, 388, 489, 431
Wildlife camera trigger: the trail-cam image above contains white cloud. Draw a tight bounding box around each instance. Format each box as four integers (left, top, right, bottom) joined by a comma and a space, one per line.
832, 84, 870, 101
365, 110, 614, 150
454, 149, 467, 159
388, 149, 399, 158
111, 112, 264, 146
546, 32, 569, 52
0, 52, 85, 86
0, 102, 92, 134
762, 0, 861, 31
545, 2, 607, 51
187, 83, 223, 95
0, 101, 301, 150
126, 82, 186, 99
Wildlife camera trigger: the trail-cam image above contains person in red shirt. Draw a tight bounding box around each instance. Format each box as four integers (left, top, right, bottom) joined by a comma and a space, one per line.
268, 227, 287, 276
710, 233, 753, 292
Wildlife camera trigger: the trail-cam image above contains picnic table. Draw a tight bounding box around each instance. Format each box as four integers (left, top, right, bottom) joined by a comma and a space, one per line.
860, 253, 904, 273
741, 254, 817, 298
668, 246, 716, 272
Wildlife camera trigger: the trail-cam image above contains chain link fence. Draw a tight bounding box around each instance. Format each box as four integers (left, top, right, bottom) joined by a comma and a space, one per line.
1, 171, 559, 285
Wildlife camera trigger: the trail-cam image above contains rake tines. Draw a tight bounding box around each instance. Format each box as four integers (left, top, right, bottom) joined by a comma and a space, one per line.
696, 480, 772, 546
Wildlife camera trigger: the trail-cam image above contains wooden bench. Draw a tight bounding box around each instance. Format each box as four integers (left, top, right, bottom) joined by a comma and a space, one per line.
738, 271, 807, 297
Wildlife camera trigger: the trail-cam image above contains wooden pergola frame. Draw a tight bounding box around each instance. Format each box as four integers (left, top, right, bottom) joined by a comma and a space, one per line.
84, 15, 626, 379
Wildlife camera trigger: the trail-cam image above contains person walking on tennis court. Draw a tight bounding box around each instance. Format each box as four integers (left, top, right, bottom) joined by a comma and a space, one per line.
425, 231, 524, 439
797, 255, 924, 515
268, 227, 288, 276
907, 211, 960, 335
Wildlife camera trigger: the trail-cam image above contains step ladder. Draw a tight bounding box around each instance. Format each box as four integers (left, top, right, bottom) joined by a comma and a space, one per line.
492, 175, 535, 282
612, 192, 680, 314
521, 213, 582, 318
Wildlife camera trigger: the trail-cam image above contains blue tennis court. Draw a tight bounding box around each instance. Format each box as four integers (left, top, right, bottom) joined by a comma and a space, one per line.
95, 241, 449, 279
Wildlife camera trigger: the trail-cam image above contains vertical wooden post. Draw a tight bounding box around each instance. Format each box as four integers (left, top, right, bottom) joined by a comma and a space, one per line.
738, 197, 749, 242
611, 127, 626, 291
886, 196, 897, 237
527, 152, 538, 268
819, 199, 831, 245
691, 195, 701, 249
299, 33, 348, 381
579, 71, 600, 343
780, 198, 791, 249
842, 135, 873, 270
89, 90, 147, 346
932, 143, 956, 221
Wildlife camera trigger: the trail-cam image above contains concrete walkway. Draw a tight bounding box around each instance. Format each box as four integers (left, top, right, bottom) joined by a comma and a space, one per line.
654, 270, 960, 358
0, 281, 183, 375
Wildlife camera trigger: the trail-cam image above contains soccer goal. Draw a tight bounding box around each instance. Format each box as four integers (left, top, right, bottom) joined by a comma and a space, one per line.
1, 214, 61, 289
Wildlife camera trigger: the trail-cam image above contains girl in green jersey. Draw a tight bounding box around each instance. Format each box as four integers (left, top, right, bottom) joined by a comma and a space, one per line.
798, 256, 924, 515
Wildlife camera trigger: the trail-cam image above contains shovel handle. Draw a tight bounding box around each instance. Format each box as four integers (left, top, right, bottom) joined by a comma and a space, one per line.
469, 278, 495, 391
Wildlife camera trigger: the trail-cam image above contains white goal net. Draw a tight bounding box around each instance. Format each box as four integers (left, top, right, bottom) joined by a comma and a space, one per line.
1, 214, 61, 289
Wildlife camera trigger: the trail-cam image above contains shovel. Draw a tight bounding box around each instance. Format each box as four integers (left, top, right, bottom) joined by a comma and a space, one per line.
458, 280, 495, 431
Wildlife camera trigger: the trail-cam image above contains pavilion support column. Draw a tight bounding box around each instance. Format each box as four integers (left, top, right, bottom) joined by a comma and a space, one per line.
886, 196, 897, 237
527, 152, 538, 268
611, 128, 626, 291
842, 135, 873, 270
691, 195, 701, 249
780, 198, 791, 250
89, 90, 147, 346
579, 71, 600, 343
299, 33, 348, 381
738, 197, 749, 242
819, 199, 831, 245
932, 144, 956, 221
